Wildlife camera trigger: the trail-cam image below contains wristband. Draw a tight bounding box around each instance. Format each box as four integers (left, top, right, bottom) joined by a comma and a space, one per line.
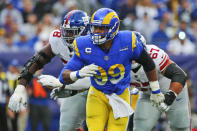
152, 89, 161, 94
149, 81, 160, 91
70, 71, 78, 81
76, 71, 81, 79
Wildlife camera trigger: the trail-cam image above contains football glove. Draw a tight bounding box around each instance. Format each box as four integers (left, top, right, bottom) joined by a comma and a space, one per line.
50, 87, 74, 100
158, 90, 177, 112
149, 81, 165, 107
8, 85, 28, 112
38, 75, 63, 88
157, 102, 170, 112
70, 64, 98, 81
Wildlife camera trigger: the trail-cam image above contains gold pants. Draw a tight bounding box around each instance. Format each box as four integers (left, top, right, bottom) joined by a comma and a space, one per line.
86, 86, 130, 131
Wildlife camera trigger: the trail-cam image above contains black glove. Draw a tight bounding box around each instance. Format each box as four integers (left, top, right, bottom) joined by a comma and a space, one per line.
164, 90, 177, 106
157, 90, 177, 112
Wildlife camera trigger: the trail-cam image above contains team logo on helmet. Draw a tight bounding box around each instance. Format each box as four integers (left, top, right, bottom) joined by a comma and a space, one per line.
90, 8, 120, 45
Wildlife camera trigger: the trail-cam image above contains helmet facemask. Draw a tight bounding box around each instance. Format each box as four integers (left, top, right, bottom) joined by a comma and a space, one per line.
60, 10, 89, 48
60, 25, 85, 47
90, 20, 119, 45
90, 24, 110, 45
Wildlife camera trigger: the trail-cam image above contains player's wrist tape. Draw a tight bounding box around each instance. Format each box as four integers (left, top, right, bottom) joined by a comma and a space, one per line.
152, 89, 161, 94
70, 71, 81, 81
149, 81, 160, 92
76, 71, 81, 79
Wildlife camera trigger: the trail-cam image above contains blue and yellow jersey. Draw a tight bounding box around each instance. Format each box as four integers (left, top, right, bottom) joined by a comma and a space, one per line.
60, 31, 143, 95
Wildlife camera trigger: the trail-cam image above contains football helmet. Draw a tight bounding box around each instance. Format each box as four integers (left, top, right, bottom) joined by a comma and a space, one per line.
60, 10, 89, 47
90, 8, 120, 45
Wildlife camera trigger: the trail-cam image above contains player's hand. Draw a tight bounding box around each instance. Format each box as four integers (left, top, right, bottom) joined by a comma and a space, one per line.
38, 75, 63, 88
149, 81, 165, 107
78, 64, 98, 78
50, 87, 73, 100
157, 102, 170, 112
150, 92, 165, 107
8, 85, 28, 112
157, 90, 177, 112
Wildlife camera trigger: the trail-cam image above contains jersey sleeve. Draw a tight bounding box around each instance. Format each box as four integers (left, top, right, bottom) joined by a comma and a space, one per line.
49, 30, 61, 55
65, 77, 90, 90
59, 54, 84, 84
131, 32, 144, 60
146, 45, 170, 72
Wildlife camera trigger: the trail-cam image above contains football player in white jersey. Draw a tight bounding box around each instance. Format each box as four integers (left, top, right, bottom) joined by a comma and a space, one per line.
130, 35, 191, 131
8, 10, 91, 131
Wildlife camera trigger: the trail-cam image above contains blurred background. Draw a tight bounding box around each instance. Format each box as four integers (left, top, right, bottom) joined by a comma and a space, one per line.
0, 0, 197, 131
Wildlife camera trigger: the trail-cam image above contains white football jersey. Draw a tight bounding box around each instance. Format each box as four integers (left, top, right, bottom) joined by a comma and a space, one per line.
130, 44, 171, 94
49, 30, 73, 64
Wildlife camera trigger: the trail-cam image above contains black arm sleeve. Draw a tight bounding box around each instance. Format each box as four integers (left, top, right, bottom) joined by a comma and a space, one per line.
135, 49, 155, 72
18, 51, 52, 82
164, 63, 187, 86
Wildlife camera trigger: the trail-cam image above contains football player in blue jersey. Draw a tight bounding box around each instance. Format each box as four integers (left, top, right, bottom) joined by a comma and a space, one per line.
59, 8, 165, 131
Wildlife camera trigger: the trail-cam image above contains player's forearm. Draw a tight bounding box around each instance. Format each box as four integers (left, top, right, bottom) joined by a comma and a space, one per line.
59, 69, 76, 84
169, 82, 184, 95
145, 68, 158, 82
18, 44, 54, 86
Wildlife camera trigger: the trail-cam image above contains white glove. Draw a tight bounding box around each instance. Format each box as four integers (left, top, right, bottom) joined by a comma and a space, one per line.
130, 87, 139, 95
8, 85, 28, 112
70, 64, 98, 81
50, 87, 73, 100
38, 75, 63, 88
149, 81, 165, 107
157, 102, 170, 112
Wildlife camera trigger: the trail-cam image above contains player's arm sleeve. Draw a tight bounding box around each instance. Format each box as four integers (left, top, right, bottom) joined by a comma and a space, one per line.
18, 44, 55, 86
131, 33, 155, 72
59, 54, 84, 85
163, 63, 187, 86
65, 77, 90, 90
135, 49, 156, 72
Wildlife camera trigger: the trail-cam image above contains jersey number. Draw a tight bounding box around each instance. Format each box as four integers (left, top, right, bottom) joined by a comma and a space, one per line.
53, 31, 61, 38
94, 64, 125, 86
149, 48, 160, 59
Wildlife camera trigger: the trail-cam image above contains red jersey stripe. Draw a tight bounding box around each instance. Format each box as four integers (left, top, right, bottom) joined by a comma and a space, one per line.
160, 56, 169, 71
159, 54, 167, 66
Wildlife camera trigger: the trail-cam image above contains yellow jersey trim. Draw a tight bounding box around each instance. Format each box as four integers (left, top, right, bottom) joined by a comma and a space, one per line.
73, 39, 80, 57
131, 32, 136, 51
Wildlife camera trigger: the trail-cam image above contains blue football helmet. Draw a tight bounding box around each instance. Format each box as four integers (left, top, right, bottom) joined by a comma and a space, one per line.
90, 8, 120, 45
60, 10, 89, 47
